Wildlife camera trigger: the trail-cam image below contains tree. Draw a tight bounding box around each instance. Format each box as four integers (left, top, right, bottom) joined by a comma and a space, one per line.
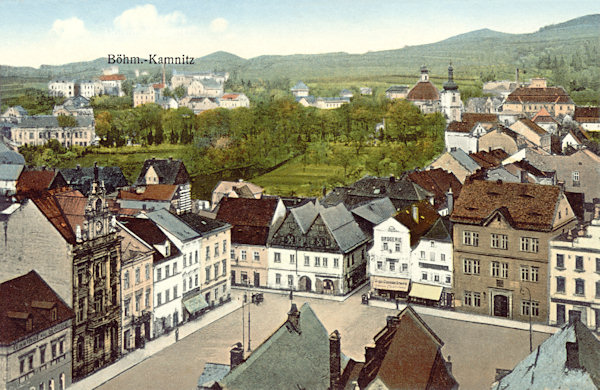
57, 115, 78, 127
385, 99, 423, 144
174, 85, 187, 100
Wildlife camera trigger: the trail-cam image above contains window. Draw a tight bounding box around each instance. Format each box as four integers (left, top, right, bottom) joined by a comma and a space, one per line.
420, 251, 425, 259
463, 259, 480, 275
206, 246, 210, 259
173, 286, 178, 298
304, 256, 310, 266
441, 254, 446, 262
596, 258, 600, 273
464, 291, 472, 306
402, 263, 408, 272
214, 264, 219, 279
491, 234, 508, 249
382, 242, 388, 251
165, 289, 170, 302
434, 274, 440, 282
334, 258, 339, 268
575, 279, 585, 296
445, 275, 451, 284
124, 271, 130, 290
275, 273, 281, 284
183, 278, 187, 291
323, 257, 328, 267
183, 254, 187, 267
195, 274, 199, 287
135, 268, 140, 284
315, 257, 321, 267
596, 281, 600, 298
173, 263, 177, 274
165, 265, 170, 278
157, 292, 162, 306
241, 250, 247, 261
290, 254, 295, 264
521, 301, 540, 317
520, 265, 539, 282
205, 266, 211, 282
195, 250, 199, 263
556, 276, 566, 293
557, 254, 565, 269
230, 249, 235, 260
388, 260, 396, 272
241, 272, 248, 284
145, 289, 150, 308
274, 252, 281, 263
40, 345, 46, 364
222, 260, 226, 276
575, 256, 584, 271
135, 294, 140, 312
254, 252, 260, 262
520, 237, 539, 253
531, 266, 539, 282
214, 243, 219, 256
223, 240, 227, 254
377, 261, 383, 270
145, 264, 150, 280
395, 243, 401, 252
422, 272, 428, 281
473, 292, 481, 307
573, 171, 580, 182
463, 231, 479, 246
288, 275, 293, 287
430, 252, 435, 261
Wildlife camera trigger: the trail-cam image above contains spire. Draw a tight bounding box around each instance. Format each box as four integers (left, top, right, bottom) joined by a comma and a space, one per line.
91, 162, 99, 195
420, 65, 429, 82
443, 62, 458, 91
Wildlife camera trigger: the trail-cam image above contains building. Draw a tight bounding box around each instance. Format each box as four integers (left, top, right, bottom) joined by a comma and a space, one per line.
187, 79, 223, 98
147, 209, 231, 320
211, 180, 263, 210
407, 169, 461, 216
478, 125, 522, 155
440, 64, 462, 122
1, 106, 28, 123
429, 149, 482, 183
52, 96, 93, 117
219, 93, 250, 109
406, 66, 440, 114
268, 201, 369, 295
9, 115, 95, 147
78, 80, 103, 99
465, 96, 502, 114
212, 303, 340, 390
215, 197, 286, 287
482, 80, 518, 98
48, 79, 78, 98
60, 165, 128, 196
502, 78, 575, 118
15, 168, 67, 199
444, 113, 499, 154
118, 217, 183, 337
574, 106, 600, 132
133, 84, 160, 107
491, 318, 600, 390
135, 158, 191, 213
508, 118, 555, 153
315, 97, 350, 109
450, 180, 577, 323
340, 306, 458, 390
0, 140, 25, 196
179, 96, 220, 114
99, 74, 126, 97
0, 271, 74, 390
385, 85, 409, 100
360, 87, 372, 96
368, 200, 453, 305
116, 221, 154, 353
117, 184, 187, 214
549, 218, 600, 329
290, 81, 310, 98
171, 70, 228, 90
531, 107, 559, 134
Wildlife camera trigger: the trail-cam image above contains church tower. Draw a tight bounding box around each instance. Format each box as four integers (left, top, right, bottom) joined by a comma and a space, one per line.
83, 163, 112, 241
440, 63, 462, 122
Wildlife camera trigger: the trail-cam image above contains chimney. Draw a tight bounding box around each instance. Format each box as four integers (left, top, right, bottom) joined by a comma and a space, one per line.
565, 342, 581, 370
446, 188, 454, 215
386, 315, 400, 329
287, 303, 300, 331
365, 345, 376, 362
230, 342, 244, 369
329, 330, 341, 390
445, 355, 453, 374
412, 205, 419, 223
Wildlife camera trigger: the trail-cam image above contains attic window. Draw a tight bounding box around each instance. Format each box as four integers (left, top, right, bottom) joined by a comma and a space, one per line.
518, 193, 534, 199
465, 206, 478, 211
487, 191, 501, 196
528, 211, 542, 217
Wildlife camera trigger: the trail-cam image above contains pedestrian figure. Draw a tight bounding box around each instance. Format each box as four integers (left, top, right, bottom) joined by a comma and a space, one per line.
175, 327, 179, 342
395, 299, 399, 310
289, 289, 293, 300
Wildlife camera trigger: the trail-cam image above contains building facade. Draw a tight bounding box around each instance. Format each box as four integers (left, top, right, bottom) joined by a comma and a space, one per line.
451, 180, 577, 323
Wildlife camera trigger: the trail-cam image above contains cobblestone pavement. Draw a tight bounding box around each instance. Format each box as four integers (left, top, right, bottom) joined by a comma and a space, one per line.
97, 285, 552, 390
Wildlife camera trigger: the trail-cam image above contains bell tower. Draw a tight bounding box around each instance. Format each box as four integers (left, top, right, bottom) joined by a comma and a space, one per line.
441, 63, 462, 122
84, 163, 111, 241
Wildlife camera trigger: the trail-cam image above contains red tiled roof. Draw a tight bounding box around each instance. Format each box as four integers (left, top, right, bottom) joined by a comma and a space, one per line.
407, 169, 462, 210
446, 113, 498, 133
152, 83, 165, 89
32, 188, 86, 244
505, 86, 573, 104
469, 149, 509, 169
216, 197, 280, 245
407, 82, 439, 101
0, 271, 74, 345
99, 74, 126, 81
574, 106, 600, 123
532, 107, 558, 123
451, 180, 563, 231
118, 184, 177, 201
16, 170, 57, 195
221, 93, 240, 100
394, 200, 441, 247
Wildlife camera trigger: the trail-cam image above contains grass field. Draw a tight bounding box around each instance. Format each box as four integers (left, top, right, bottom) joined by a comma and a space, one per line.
252, 155, 349, 197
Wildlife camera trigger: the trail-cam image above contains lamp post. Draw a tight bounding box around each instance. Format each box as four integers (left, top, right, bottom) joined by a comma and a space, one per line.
520, 286, 532, 353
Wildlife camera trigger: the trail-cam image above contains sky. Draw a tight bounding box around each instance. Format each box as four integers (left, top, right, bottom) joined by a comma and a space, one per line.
1, 0, 598, 67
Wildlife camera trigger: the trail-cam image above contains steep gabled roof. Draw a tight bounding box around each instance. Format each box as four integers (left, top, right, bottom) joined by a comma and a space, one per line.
320, 203, 368, 252
407, 169, 462, 211
532, 107, 558, 124
0, 271, 74, 346
492, 321, 600, 390
505, 86, 574, 104
135, 158, 190, 186
290, 201, 319, 234
346, 306, 457, 390
16, 169, 67, 197
216, 197, 281, 246
218, 303, 331, 390
118, 217, 181, 263
60, 165, 128, 195
574, 106, 600, 123
394, 200, 442, 247
350, 197, 396, 225
469, 149, 510, 169
118, 184, 177, 201
32, 188, 87, 244
451, 180, 565, 231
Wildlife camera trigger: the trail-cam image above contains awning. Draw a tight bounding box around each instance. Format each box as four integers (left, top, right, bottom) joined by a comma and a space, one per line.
371, 277, 410, 292
183, 293, 208, 314
409, 283, 443, 301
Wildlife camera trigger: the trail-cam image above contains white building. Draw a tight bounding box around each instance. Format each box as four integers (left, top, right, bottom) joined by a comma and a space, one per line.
549, 217, 600, 330
440, 64, 462, 123
219, 93, 250, 109
48, 79, 77, 98
368, 200, 453, 305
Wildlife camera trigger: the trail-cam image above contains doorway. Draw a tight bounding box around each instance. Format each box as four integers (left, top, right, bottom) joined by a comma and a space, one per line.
493, 294, 509, 317
298, 276, 312, 292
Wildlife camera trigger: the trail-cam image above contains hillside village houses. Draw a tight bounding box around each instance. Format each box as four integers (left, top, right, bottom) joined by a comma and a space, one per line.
290, 81, 351, 109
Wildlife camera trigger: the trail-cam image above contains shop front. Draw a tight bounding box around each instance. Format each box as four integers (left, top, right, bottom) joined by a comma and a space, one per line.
371, 276, 410, 300
408, 282, 443, 306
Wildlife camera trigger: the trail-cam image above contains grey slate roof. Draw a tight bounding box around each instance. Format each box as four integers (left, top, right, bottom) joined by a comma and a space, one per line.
60, 166, 128, 195
0, 164, 24, 181
135, 158, 190, 186
176, 212, 230, 235
18, 115, 94, 128
350, 197, 396, 225
320, 203, 368, 252
295, 95, 316, 104
449, 149, 481, 172
147, 209, 200, 242
218, 303, 331, 390
197, 363, 230, 389
291, 81, 309, 91
290, 201, 319, 234
492, 320, 600, 390
0, 141, 25, 164
422, 217, 452, 242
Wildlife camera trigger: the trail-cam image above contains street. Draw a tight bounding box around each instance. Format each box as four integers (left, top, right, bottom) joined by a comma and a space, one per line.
97, 286, 552, 390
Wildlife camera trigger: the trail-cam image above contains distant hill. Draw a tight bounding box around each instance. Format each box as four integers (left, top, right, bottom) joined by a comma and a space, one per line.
1, 13, 598, 85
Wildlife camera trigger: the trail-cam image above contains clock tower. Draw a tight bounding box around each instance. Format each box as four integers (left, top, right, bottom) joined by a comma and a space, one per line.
83, 163, 112, 241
